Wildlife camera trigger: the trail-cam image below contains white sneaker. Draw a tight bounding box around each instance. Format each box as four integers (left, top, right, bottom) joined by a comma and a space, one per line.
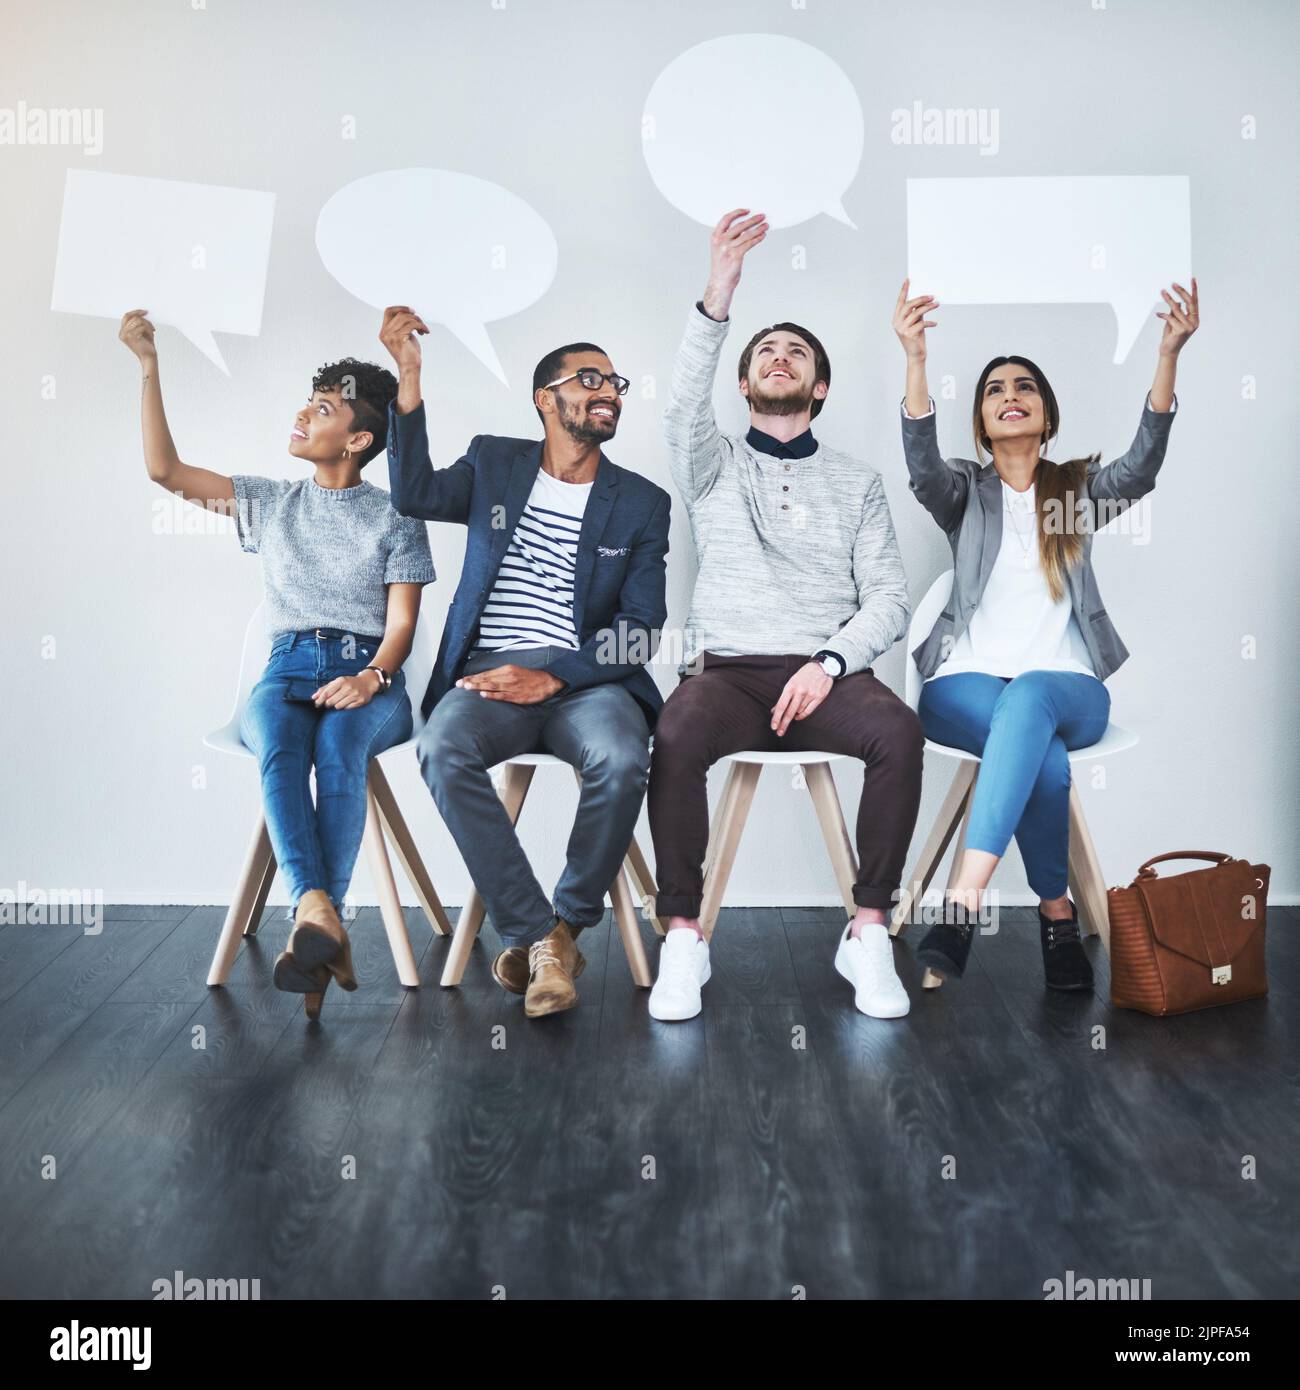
649, 929, 711, 1021
834, 922, 910, 1018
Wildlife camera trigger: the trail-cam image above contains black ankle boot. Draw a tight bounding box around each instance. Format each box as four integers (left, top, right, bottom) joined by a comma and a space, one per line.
1038, 903, 1093, 992
915, 900, 978, 980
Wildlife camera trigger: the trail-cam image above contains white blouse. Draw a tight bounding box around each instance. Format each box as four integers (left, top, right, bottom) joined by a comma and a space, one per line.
930, 478, 1096, 682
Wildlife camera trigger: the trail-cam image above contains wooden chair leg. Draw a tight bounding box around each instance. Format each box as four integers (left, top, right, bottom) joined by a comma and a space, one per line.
610, 866, 653, 987
368, 762, 451, 936
919, 772, 978, 991
440, 762, 536, 987
1067, 784, 1111, 953
804, 762, 858, 919
699, 762, 762, 941
891, 760, 977, 938
363, 788, 420, 987
208, 813, 275, 986
623, 833, 666, 937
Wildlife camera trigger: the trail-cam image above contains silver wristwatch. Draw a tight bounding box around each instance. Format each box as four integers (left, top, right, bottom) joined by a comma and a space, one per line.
814, 650, 845, 679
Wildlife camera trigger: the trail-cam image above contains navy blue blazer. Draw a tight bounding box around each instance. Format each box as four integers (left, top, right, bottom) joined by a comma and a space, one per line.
386, 401, 672, 728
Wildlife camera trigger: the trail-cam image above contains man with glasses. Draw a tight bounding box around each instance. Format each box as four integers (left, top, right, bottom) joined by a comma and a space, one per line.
379, 306, 670, 1018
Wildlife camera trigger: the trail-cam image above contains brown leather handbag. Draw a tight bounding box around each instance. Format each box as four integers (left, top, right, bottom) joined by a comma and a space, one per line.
1108, 852, 1270, 1015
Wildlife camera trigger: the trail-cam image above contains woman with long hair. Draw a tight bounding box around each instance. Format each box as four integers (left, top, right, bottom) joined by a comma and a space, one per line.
891, 277, 1198, 989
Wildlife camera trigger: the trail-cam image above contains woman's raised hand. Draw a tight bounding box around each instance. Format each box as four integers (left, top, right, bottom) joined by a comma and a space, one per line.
119, 309, 157, 363
1156, 278, 1199, 356
892, 279, 938, 359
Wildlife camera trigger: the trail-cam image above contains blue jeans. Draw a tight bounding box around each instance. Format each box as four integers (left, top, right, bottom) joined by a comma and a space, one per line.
239, 629, 412, 913
917, 670, 1111, 899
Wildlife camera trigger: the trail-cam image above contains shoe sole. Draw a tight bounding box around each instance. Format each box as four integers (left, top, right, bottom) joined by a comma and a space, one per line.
915, 947, 965, 981
288, 922, 343, 971
523, 992, 579, 1019
833, 941, 910, 1018
289, 923, 359, 991
274, 951, 329, 994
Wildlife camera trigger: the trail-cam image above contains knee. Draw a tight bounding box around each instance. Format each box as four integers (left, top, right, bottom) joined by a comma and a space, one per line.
417, 713, 482, 787
650, 690, 712, 766
313, 729, 371, 785
868, 700, 925, 769
583, 736, 650, 792
1033, 742, 1072, 796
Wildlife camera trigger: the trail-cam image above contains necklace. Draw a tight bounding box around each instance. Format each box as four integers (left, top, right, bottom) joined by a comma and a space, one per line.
1003, 487, 1036, 569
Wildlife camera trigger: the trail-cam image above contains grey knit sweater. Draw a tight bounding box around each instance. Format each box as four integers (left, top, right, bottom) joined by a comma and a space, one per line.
231, 475, 435, 640
663, 304, 910, 675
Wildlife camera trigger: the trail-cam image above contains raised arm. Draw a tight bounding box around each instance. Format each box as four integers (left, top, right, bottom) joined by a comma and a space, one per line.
891, 279, 968, 533
663, 210, 767, 504
118, 310, 234, 509
379, 304, 474, 523
1088, 278, 1198, 515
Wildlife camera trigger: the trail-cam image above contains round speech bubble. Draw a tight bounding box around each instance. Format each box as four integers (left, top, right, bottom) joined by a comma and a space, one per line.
641, 34, 863, 230
316, 169, 558, 384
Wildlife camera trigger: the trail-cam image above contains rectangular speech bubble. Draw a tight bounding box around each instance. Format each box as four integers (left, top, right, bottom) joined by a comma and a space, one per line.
907, 175, 1191, 364
51, 169, 275, 374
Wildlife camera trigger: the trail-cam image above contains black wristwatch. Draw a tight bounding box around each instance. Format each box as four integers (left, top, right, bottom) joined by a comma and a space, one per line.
813, 650, 846, 679
364, 665, 391, 692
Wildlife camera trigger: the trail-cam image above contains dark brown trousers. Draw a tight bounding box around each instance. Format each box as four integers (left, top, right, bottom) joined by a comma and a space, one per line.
647, 653, 925, 917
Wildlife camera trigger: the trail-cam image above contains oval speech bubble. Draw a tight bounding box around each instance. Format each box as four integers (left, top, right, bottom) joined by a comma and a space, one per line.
316, 169, 558, 384
641, 34, 863, 230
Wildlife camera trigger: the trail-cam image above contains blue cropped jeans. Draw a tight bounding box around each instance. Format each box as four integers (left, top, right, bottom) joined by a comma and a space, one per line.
239, 628, 412, 914
918, 670, 1110, 900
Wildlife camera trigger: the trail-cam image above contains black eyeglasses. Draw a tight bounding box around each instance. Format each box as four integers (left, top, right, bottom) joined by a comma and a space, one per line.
543, 368, 630, 396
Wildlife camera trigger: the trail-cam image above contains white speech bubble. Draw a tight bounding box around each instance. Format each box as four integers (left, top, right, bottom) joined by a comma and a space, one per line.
51, 169, 275, 374
907, 175, 1192, 364
642, 34, 863, 230
315, 169, 558, 385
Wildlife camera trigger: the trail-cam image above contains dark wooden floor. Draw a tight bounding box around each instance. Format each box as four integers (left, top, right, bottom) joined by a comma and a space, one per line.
0, 902, 1296, 1300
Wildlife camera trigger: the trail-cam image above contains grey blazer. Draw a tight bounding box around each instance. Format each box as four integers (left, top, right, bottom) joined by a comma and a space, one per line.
901, 397, 1177, 683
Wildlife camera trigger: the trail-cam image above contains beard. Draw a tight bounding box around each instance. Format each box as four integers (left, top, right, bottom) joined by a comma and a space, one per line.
558, 395, 618, 444
747, 374, 816, 417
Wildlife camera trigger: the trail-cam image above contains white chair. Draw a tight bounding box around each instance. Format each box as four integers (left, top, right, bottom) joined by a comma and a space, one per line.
699, 750, 858, 939
439, 752, 664, 988
205, 604, 452, 989
890, 570, 1138, 987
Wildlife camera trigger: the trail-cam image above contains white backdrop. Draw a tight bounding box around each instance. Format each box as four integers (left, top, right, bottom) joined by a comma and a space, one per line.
4, 0, 1297, 909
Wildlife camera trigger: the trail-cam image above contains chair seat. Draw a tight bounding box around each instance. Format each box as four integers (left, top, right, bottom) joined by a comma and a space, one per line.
922, 721, 1139, 765
722, 749, 846, 766
492, 751, 566, 768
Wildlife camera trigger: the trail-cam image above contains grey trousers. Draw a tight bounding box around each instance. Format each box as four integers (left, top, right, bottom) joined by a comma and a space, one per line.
417, 645, 652, 947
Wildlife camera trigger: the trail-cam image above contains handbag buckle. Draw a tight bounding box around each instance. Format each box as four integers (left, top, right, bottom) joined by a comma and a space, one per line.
1211, 965, 1232, 986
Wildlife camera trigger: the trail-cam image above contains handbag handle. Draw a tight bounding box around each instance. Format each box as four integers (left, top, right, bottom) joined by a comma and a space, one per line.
1135, 851, 1236, 880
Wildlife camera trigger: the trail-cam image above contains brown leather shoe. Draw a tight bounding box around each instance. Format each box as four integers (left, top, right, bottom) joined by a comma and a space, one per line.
524, 919, 582, 1018
272, 952, 333, 1019
494, 923, 586, 996
285, 889, 357, 991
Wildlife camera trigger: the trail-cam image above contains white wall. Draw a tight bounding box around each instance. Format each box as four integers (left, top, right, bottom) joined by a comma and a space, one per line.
4, 0, 1297, 909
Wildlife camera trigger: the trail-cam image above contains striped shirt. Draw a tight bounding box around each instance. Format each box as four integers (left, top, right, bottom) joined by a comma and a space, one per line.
473, 468, 592, 652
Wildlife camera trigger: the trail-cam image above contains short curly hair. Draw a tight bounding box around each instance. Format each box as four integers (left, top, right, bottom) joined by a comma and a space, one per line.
311, 358, 399, 466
